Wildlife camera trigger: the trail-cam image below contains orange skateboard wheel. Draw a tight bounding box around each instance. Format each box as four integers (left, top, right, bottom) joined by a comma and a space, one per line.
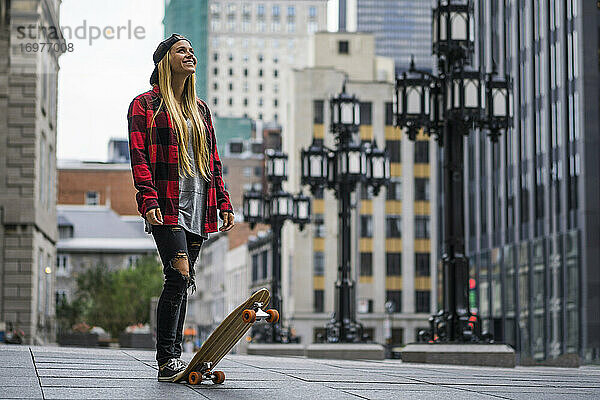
212, 370, 225, 384
266, 309, 279, 324
188, 371, 202, 385
242, 309, 256, 323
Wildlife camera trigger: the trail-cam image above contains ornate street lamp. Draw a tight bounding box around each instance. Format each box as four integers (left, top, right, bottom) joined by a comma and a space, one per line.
395, 0, 512, 343
300, 82, 391, 343
365, 140, 390, 196
301, 139, 329, 193
432, 0, 475, 63
395, 58, 432, 140
242, 187, 264, 226
242, 149, 311, 343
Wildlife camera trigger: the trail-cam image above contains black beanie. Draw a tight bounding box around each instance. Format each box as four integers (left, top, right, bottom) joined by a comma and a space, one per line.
149, 33, 193, 85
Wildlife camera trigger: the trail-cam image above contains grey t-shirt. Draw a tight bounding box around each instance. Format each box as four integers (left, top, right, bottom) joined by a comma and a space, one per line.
144, 118, 208, 238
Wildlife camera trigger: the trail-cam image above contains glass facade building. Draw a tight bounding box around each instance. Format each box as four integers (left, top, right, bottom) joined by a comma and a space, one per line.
454, 0, 600, 362
356, 0, 433, 73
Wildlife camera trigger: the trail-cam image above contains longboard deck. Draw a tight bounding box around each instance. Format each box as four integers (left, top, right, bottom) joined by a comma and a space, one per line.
176, 288, 271, 383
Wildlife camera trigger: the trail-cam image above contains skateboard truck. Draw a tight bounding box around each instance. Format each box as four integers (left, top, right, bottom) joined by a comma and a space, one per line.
188, 362, 225, 385
242, 302, 279, 324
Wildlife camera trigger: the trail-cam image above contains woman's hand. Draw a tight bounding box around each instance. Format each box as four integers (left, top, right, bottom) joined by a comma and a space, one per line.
146, 208, 163, 225
219, 211, 235, 232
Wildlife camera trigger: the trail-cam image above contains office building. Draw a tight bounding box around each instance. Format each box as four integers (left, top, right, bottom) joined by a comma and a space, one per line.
464, 0, 599, 362
282, 32, 436, 345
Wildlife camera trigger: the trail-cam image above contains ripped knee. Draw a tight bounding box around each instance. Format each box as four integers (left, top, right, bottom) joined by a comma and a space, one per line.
170, 252, 189, 278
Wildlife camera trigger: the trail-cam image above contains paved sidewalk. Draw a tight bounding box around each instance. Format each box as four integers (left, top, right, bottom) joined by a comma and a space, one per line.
1, 345, 600, 399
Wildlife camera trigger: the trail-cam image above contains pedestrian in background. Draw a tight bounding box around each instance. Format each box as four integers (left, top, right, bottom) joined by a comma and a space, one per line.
127, 33, 235, 382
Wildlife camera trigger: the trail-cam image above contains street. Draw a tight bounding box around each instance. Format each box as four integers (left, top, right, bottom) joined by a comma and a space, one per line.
1, 345, 599, 399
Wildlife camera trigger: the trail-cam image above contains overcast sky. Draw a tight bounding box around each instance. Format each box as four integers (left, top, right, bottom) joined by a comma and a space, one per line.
57, 0, 338, 162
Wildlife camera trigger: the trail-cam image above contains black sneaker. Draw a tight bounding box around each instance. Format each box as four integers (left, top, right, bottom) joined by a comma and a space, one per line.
158, 358, 187, 382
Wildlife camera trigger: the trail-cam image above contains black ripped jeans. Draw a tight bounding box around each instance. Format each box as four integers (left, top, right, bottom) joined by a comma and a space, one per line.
151, 224, 204, 366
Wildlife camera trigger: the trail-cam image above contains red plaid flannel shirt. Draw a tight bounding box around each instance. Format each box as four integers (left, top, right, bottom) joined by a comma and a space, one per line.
127, 85, 233, 234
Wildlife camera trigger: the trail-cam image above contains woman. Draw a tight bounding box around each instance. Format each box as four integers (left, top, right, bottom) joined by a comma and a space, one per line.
127, 33, 235, 382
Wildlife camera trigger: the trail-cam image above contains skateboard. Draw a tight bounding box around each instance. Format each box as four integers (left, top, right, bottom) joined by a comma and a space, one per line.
175, 287, 278, 385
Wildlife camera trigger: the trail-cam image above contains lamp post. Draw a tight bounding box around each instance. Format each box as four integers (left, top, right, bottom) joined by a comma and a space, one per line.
395, 0, 512, 342
242, 149, 311, 343
301, 82, 391, 343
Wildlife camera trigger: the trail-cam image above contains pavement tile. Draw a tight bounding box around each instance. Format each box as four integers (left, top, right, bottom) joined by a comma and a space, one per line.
345, 389, 500, 400
0, 376, 40, 387
2, 345, 600, 400
42, 386, 203, 399
0, 367, 37, 377
35, 368, 155, 378
0, 386, 43, 399
40, 377, 158, 388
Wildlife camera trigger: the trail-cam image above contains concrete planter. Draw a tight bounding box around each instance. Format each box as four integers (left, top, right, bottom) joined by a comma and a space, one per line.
57, 332, 99, 347
119, 332, 155, 349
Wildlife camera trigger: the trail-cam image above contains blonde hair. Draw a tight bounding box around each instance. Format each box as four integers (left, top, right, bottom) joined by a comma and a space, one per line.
149, 51, 212, 181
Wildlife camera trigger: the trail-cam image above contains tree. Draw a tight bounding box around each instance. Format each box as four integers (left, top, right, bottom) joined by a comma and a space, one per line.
57, 255, 164, 338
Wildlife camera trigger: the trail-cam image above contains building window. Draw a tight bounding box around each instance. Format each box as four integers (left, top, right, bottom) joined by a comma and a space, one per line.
252, 253, 259, 282
272, 5, 280, 17
259, 68, 263, 77
415, 253, 430, 276
223, 165, 228, 175
386, 253, 401, 276
309, 6, 317, 18
213, 67, 218, 75
360, 252, 372, 276
415, 291, 431, 313
228, 82, 233, 91
415, 141, 429, 163
414, 178, 430, 201
244, 68, 248, 77
274, 69, 279, 78
386, 290, 402, 312
243, 167, 252, 177
274, 99, 278, 107
314, 252, 324, 276
228, 53, 233, 62
359, 102, 372, 125
314, 290, 324, 312
386, 216, 401, 238
357, 298, 374, 314
314, 213, 325, 237
261, 249, 268, 279
228, 68, 233, 76
385, 102, 394, 125
258, 83, 263, 92
388, 140, 401, 163
228, 98, 233, 106
229, 142, 243, 153
213, 97, 218, 106
254, 166, 261, 176
258, 53, 264, 62
313, 100, 324, 123
127, 255, 139, 268
338, 40, 349, 54
213, 52, 218, 61
360, 215, 373, 238
85, 191, 99, 205
243, 98, 248, 106
56, 255, 69, 276
213, 82, 218, 90
387, 178, 402, 200
415, 216, 430, 239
